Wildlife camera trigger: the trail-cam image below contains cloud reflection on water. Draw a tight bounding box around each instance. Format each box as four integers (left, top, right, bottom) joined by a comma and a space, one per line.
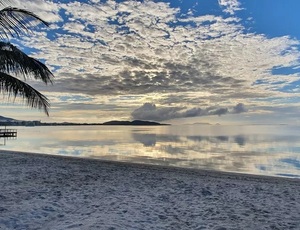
1, 125, 300, 178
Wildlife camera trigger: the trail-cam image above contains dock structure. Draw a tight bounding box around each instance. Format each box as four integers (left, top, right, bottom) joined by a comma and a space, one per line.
0, 129, 17, 138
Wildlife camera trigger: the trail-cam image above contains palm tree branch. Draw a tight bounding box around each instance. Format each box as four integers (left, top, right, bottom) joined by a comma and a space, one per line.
0, 71, 50, 115
0, 7, 49, 38
0, 41, 54, 84
0, 1, 12, 7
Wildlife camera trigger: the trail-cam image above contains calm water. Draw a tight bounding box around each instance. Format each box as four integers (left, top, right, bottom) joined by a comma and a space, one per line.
1, 124, 300, 178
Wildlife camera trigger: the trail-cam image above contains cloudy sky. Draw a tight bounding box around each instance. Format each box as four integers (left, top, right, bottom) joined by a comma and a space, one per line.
1, 0, 300, 124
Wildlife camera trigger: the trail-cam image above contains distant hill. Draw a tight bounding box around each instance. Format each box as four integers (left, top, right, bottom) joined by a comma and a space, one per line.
102, 120, 169, 126
0, 115, 18, 122
0, 116, 169, 126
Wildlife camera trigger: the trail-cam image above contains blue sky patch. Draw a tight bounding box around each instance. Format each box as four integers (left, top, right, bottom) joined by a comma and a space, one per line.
272, 66, 300, 76
59, 95, 93, 102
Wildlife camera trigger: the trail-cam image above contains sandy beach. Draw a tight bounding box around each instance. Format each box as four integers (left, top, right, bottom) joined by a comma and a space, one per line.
0, 150, 300, 230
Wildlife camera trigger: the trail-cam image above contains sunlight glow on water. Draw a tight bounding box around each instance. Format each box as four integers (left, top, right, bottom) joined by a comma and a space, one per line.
1, 124, 300, 178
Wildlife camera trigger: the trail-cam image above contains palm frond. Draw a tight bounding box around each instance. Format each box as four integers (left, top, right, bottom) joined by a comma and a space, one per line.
0, 0, 12, 7
0, 72, 50, 115
0, 7, 49, 38
0, 42, 54, 84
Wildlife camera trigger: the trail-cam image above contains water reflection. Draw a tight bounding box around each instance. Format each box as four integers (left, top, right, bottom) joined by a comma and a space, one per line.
1, 125, 300, 178
0, 137, 16, 146
235, 135, 246, 146
132, 133, 156, 147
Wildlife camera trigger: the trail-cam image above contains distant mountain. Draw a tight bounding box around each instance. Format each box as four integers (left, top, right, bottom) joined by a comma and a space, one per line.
0, 115, 18, 122
0, 115, 39, 126
102, 120, 169, 126
0, 116, 170, 126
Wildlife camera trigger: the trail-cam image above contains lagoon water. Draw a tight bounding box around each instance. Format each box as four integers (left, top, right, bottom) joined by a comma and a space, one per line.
1, 124, 300, 178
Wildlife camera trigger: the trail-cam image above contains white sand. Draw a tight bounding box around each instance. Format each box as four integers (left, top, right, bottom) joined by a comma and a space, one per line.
0, 150, 300, 230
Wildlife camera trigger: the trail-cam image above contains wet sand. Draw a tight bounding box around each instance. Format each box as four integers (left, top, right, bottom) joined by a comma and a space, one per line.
1, 150, 300, 230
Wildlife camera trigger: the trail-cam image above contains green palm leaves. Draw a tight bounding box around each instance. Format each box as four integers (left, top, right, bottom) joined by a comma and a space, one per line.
0, 3, 54, 115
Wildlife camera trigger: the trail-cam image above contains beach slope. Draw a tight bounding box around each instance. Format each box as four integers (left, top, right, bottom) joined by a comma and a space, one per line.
1, 150, 299, 229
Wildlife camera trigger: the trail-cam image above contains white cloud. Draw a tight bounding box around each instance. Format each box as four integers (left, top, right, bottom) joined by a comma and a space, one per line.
5, 0, 300, 122
12, 0, 62, 23
218, 0, 242, 15
131, 103, 247, 121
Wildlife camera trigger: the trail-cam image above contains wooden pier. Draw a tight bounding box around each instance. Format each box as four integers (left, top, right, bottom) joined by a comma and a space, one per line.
0, 129, 17, 138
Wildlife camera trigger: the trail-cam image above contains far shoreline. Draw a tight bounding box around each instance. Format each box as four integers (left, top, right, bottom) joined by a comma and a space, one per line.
0, 119, 171, 127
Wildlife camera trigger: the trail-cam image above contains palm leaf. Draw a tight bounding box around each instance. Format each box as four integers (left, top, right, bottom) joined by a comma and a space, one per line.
0, 72, 50, 115
0, 0, 12, 7
0, 41, 53, 84
0, 7, 49, 38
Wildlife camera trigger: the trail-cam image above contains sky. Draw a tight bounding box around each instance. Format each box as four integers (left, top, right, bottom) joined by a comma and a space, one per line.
1, 0, 300, 125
